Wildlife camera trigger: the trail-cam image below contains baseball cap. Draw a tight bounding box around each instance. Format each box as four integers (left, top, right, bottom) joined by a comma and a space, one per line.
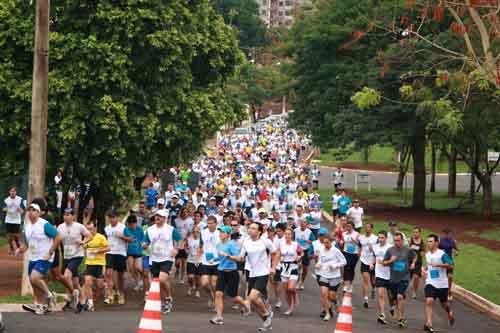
318, 227, 328, 236
209, 196, 216, 201
219, 226, 232, 234
28, 203, 41, 212
64, 208, 74, 214
157, 198, 165, 205
388, 221, 397, 227
172, 194, 179, 199
155, 209, 169, 218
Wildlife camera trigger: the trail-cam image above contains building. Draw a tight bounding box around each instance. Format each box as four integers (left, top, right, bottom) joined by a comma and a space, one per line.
257, 0, 310, 28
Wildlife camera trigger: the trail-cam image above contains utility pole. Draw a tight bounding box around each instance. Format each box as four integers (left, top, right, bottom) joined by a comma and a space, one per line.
23, 0, 50, 296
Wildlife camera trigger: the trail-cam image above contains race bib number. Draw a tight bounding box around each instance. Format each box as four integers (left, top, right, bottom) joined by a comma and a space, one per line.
430, 269, 440, 279
86, 249, 97, 259
346, 244, 356, 254
152, 243, 166, 256
393, 260, 406, 272
64, 245, 77, 257
205, 252, 215, 261
29, 243, 38, 257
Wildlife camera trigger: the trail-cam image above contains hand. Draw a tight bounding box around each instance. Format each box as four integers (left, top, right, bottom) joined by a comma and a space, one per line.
315, 262, 321, 270
390, 255, 397, 262
270, 267, 276, 275
170, 249, 178, 257
410, 262, 415, 270
370, 264, 374, 271
2, 207, 7, 212
43, 252, 52, 261
17, 207, 23, 213
219, 251, 228, 257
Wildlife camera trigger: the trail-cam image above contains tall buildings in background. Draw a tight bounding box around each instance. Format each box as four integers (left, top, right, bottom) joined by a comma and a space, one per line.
257, 0, 309, 27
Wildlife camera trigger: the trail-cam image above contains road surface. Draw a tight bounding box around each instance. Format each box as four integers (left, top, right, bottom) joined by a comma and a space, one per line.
4, 269, 500, 333
318, 166, 499, 193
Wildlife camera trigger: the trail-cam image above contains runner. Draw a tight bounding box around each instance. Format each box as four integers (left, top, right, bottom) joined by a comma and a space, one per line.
337, 190, 351, 217
438, 228, 458, 301
174, 207, 194, 284
77, 220, 109, 313
409, 226, 425, 299
342, 221, 360, 291
346, 199, 364, 232
209, 226, 250, 325
329, 188, 341, 224
332, 167, 344, 190
372, 230, 393, 325
423, 234, 455, 332
186, 225, 202, 298
307, 204, 322, 238
2, 186, 24, 255
57, 208, 92, 311
125, 215, 144, 292
271, 223, 285, 309
294, 218, 316, 290
359, 222, 377, 308
143, 209, 184, 314
315, 233, 346, 321
18, 202, 61, 315
104, 209, 132, 305
382, 232, 417, 328
237, 222, 278, 332
276, 228, 302, 315
199, 215, 221, 309
387, 221, 408, 246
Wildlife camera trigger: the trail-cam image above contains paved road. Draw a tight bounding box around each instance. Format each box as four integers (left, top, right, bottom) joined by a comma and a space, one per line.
318, 166, 500, 193
4, 268, 500, 333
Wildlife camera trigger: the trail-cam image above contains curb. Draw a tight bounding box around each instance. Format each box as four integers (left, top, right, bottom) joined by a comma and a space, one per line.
0, 302, 65, 313
452, 284, 500, 321
321, 210, 500, 322
316, 164, 471, 177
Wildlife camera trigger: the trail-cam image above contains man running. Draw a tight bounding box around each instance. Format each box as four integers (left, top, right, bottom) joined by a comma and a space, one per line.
346, 199, 364, 232
382, 232, 416, 328
18, 202, 61, 315
143, 209, 183, 314
57, 208, 91, 310
423, 234, 455, 332
372, 230, 393, 324
359, 222, 377, 308
199, 215, 221, 309
3, 186, 24, 255
294, 218, 316, 290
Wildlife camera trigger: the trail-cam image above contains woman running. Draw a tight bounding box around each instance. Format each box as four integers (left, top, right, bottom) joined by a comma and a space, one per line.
186, 225, 202, 298
409, 226, 425, 299
342, 221, 360, 291
276, 228, 302, 315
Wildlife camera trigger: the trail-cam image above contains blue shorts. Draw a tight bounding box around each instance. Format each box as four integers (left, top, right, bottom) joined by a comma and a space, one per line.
142, 256, 150, 271
28, 260, 51, 276
391, 280, 409, 297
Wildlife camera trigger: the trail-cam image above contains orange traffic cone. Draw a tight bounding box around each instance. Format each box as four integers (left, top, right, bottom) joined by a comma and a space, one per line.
334, 288, 353, 333
138, 278, 162, 333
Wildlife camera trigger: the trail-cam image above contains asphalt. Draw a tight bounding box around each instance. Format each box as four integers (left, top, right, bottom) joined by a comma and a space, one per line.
318, 166, 499, 193
4, 266, 500, 333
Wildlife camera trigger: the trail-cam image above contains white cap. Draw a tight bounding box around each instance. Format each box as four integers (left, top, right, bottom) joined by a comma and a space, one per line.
155, 209, 169, 218
157, 198, 165, 205
29, 203, 41, 212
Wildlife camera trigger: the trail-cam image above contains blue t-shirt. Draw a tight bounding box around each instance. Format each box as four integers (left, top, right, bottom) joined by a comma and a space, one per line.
338, 196, 351, 214
125, 226, 144, 256
145, 188, 158, 207
216, 240, 240, 271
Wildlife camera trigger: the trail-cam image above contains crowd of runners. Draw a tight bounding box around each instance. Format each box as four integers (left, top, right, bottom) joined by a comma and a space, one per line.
2, 115, 458, 332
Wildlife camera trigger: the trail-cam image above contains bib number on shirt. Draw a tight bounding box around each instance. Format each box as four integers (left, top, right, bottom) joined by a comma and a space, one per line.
86, 249, 97, 259
346, 244, 356, 254
430, 269, 440, 279
64, 245, 77, 257
152, 243, 166, 256
393, 260, 406, 272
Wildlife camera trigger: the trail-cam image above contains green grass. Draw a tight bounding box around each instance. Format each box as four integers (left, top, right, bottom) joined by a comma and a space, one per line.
0, 236, 6, 248
465, 227, 500, 242
318, 188, 500, 215
316, 145, 471, 173
0, 294, 32, 304
365, 219, 500, 305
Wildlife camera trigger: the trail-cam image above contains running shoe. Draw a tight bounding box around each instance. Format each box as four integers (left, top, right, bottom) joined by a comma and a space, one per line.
232, 304, 240, 310
195, 290, 200, 298
363, 300, 369, 309
47, 292, 57, 312
371, 289, 376, 299
162, 298, 173, 314
117, 293, 125, 305
389, 306, 396, 320
87, 302, 95, 312
209, 317, 224, 325
263, 311, 274, 327
275, 301, 282, 309
424, 324, 434, 332
187, 287, 193, 296
241, 302, 252, 317
22, 304, 37, 313
320, 310, 326, 318
448, 310, 455, 327
208, 298, 214, 309
412, 292, 417, 300
34, 304, 48, 316
62, 301, 73, 312
73, 289, 80, 309
398, 319, 408, 328
283, 309, 293, 316
104, 295, 114, 305
377, 314, 388, 325
323, 312, 331, 321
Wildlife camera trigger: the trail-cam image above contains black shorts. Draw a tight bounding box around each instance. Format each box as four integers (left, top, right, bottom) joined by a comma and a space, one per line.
447, 268, 454, 275
248, 275, 269, 298
343, 252, 359, 282
84, 265, 104, 279
360, 262, 374, 274
301, 254, 310, 266
390, 280, 409, 297
187, 262, 202, 276
410, 263, 422, 277
5, 223, 21, 234
332, 209, 339, 217
317, 276, 342, 291
63, 257, 83, 276
375, 277, 391, 289
106, 254, 127, 272
176, 249, 188, 259
200, 264, 218, 276
273, 268, 282, 282
127, 254, 142, 259
51, 249, 61, 269
425, 284, 449, 303
216, 270, 240, 298
151, 260, 173, 278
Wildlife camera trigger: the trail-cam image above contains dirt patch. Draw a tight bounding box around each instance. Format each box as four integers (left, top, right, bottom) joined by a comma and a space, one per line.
367, 203, 500, 251
0, 246, 22, 297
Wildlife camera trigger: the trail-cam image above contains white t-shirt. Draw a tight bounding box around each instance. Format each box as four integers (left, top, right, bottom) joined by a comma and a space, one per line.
187, 237, 201, 264
425, 249, 450, 289
58, 222, 90, 259
201, 229, 220, 266
316, 246, 346, 279
343, 230, 360, 254
240, 238, 275, 278
105, 223, 127, 256
146, 223, 179, 264
372, 243, 391, 280
330, 194, 341, 210
4, 196, 23, 224
174, 217, 193, 240
359, 234, 378, 265
294, 227, 313, 251
347, 207, 364, 229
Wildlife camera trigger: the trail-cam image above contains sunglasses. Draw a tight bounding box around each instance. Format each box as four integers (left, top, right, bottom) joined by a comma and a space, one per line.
231, 224, 239, 227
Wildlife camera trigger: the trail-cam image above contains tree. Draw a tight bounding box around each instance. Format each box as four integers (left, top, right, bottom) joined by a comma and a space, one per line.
0, 0, 244, 226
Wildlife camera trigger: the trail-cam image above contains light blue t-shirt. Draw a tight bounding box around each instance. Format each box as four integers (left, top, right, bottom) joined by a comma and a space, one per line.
216, 240, 240, 271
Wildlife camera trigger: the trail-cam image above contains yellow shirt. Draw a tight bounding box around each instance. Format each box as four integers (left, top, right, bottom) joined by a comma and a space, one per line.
85, 233, 108, 266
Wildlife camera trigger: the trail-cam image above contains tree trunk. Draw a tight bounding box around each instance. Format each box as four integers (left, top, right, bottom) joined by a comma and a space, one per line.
412, 120, 426, 210
362, 147, 369, 164
91, 184, 112, 234
448, 147, 457, 197
430, 143, 436, 192
481, 174, 493, 218
469, 171, 476, 203
396, 145, 411, 192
